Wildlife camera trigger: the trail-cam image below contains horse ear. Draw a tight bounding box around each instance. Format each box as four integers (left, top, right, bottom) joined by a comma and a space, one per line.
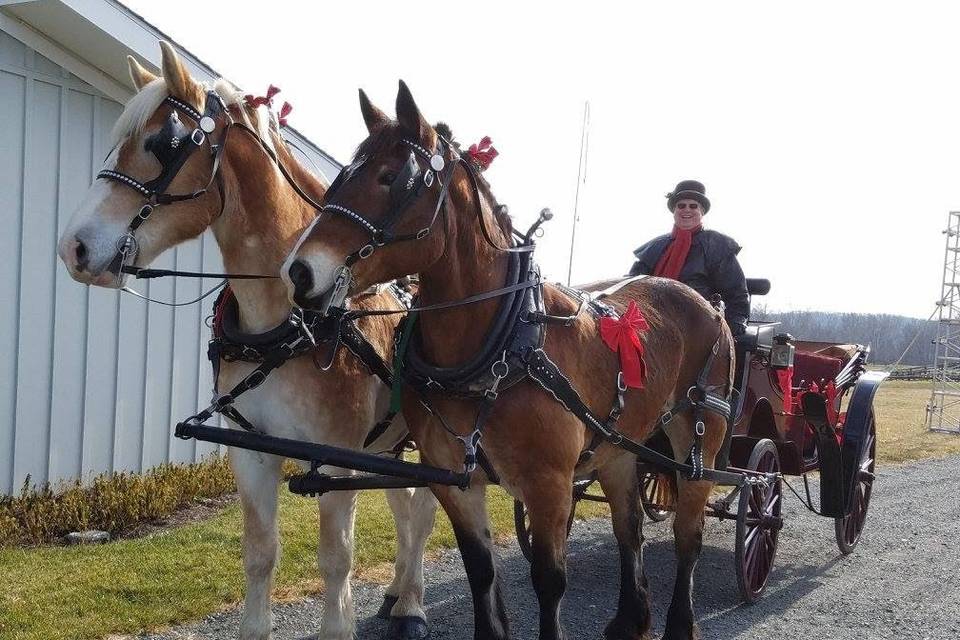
127, 56, 157, 91
359, 89, 389, 133
159, 40, 197, 100
395, 80, 430, 139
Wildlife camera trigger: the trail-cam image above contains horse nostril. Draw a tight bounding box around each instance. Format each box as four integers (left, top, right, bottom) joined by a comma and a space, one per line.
75, 237, 89, 272
288, 260, 313, 296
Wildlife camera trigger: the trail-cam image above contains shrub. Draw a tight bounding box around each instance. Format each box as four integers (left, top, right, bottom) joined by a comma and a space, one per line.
0, 455, 236, 547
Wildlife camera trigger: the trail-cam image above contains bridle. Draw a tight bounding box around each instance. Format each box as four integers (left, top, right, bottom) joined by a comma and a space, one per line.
97, 90, 233, 282
316, 132, 535, 312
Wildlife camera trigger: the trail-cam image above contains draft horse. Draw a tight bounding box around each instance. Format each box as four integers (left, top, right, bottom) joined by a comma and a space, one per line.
283, 82, 736, 640
56, 43, 437, 640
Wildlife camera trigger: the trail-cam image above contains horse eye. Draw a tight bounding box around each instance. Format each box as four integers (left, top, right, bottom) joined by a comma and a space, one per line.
378, 172, 397, 186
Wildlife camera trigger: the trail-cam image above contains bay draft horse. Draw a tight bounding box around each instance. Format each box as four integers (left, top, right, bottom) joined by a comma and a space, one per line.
56, 43, 437, 640
281, 82, 735, 640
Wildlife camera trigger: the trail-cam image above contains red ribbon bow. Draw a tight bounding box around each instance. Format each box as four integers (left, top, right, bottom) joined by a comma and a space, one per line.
278, 101, 292, 127
599, 300, 649, 389
467, 136, 499, 170
245, 84, 281, 109
244, 85, 292, 126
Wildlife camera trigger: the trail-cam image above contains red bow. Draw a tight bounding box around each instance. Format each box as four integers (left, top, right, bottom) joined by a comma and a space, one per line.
278, 101, 292, 127
244, 84, 281, 109
245, 85, 292, 126
467, 136, 498, 170
599, 300, 649, 389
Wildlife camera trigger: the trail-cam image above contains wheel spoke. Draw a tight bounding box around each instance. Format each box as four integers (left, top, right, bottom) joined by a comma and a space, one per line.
763, 489, 781, 513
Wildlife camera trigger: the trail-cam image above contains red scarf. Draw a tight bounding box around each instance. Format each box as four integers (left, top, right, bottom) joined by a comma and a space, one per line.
653, 225, 702, 280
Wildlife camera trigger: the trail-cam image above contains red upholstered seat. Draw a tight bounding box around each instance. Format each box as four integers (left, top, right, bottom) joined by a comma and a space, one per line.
792, 350, 842, 387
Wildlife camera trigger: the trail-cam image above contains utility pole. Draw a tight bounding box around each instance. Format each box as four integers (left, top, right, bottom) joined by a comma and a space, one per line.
566, 101, 590, 286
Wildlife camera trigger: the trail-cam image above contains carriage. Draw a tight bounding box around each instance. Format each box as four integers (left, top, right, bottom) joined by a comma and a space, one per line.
513, 277, 887, 603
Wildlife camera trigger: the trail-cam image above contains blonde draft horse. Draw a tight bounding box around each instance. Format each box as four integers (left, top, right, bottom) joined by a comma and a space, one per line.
282, 82, 735, 640
56, 44, 437, 640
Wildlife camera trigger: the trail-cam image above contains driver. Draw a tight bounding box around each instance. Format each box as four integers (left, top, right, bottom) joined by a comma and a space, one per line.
629, 180, 749, 336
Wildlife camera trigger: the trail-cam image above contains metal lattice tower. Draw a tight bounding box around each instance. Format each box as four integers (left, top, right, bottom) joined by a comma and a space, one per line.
928, 211, 960, 433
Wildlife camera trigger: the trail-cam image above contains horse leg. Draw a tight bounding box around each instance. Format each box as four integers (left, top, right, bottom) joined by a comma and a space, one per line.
598, 454, 652, 640
525, 474, 574, 640
663, 414, 725, 640
231, 448, 283, 640
383, 486, 438, 639
433, 482, 511, 640
316, 481, 359, 640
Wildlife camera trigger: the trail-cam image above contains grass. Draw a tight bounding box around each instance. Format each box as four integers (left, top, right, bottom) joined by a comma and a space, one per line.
0, 379, 953, 640
0, 485, 607, 640
872, 379, 960, 463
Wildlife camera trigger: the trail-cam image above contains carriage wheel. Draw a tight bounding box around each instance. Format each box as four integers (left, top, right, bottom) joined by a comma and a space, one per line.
640, 472, 672, 522
514, 481, 586, 563
835, 410, 876, 554
735, 438, 783, 604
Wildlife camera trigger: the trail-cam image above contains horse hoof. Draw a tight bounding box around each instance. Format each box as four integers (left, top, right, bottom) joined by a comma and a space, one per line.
390, 616, 430, 640
376, 594, 399, 620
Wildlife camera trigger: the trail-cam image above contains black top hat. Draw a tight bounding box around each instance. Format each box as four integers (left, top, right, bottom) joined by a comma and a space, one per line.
666, 179, 710, 214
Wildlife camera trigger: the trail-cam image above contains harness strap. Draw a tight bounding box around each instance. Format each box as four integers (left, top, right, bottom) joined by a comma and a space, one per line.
524, 347, 743, 485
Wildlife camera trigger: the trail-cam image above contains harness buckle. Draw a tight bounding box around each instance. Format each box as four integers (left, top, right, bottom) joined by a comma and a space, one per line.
617, 371, 627, 392
423, 170, 435, 188
358, 244, 376, 259
415, 228, 430, 240
241, 345, 262, 361
687, 385, 705, 404
190, 128, 206, 146
137, 204, 154, 220
244, 369, 267, 390
660, 410, 673, 425
695, 420, 706, 436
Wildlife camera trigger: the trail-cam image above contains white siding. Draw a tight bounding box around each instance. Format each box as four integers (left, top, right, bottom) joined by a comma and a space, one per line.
0, 29, 256, 494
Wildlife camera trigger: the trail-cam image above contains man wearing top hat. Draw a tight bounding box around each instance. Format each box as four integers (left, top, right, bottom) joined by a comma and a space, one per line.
629, 180, 750, 336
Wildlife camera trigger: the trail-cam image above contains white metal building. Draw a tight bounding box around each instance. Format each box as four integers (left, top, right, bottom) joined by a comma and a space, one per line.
0, 0, 340, 495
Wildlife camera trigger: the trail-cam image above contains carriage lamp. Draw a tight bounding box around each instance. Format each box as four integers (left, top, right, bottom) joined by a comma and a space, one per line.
770, 333, 795, 369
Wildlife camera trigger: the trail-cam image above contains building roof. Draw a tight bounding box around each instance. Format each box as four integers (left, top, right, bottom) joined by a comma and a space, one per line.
0, 0, 340, 169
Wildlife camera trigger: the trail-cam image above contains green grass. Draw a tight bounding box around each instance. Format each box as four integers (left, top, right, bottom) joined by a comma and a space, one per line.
0, 486, 607, 640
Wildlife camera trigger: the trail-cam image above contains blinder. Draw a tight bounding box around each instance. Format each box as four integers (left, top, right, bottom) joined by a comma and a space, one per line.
389, 151, 423, 209
320, 136, 458, 267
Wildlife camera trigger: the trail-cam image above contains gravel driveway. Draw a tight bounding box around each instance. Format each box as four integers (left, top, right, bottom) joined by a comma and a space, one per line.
139, 455, 960, 640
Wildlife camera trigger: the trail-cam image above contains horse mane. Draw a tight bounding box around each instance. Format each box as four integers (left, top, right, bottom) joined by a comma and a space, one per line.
434, 121, 514, 240
111, 78, 167, 144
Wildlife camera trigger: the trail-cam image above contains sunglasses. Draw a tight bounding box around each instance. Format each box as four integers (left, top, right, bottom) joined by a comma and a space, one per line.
675, 203, 700, 211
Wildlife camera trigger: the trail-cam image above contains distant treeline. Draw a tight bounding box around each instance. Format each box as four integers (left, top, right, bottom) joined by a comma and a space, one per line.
751, 305, 936, 366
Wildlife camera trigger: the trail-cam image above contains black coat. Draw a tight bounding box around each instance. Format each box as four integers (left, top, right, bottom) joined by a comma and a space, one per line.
629, 229, 749, 335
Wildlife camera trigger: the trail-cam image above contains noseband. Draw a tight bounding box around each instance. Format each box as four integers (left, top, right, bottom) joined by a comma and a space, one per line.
97, 90, 233, 280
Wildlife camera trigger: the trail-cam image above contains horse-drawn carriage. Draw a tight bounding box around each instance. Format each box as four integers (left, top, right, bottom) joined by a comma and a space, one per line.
514, 277, 886, 603
59, 43, 888, 638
